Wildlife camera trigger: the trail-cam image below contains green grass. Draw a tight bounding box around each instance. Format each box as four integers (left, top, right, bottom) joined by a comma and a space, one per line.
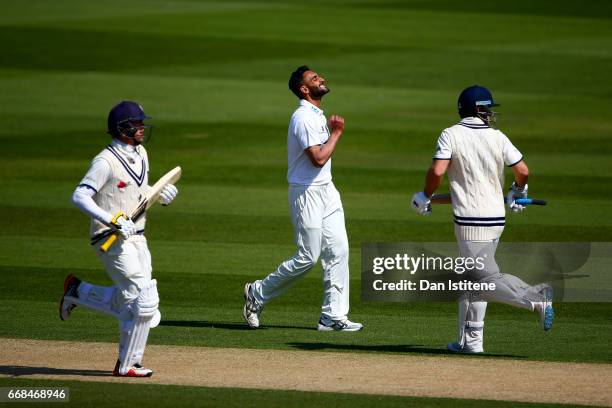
0, 378, 596, 408
0, 0, 611, 405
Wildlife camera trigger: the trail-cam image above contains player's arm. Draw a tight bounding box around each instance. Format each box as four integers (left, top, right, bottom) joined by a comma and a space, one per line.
511, 160, 529, 188
411, 131, 452, 214
506, 159, 529, 212
412, 159, 450, 213
304, 115, 344, 167
503, 132, 528, 188
503, 133, 529, 212
424, 159, 450, 198
72, 188, 113, 225
71, 158, 113, 224
424, 130, 452, 198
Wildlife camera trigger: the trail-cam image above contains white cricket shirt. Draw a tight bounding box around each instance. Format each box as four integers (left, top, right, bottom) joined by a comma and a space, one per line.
77, 139, 149, 241
287, 99, 332, 186
433, 117, 523, 241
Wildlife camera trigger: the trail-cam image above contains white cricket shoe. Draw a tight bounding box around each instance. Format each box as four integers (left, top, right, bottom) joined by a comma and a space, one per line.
447, 342, 484, 354
317, 314, 363, 332
243, 283, 263, 329
113, 360, 153, 377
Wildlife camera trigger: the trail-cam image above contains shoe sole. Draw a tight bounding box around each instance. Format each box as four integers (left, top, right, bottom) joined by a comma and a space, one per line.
242, 283, 259, 329
113, 371, 153, 377
59, 296, 68, 321
317, 323, 363, 332
447, 342, 483, 354
543, 304, 554, 331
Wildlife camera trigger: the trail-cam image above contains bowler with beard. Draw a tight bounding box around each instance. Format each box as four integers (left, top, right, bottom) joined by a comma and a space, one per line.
243, 66, 363, 332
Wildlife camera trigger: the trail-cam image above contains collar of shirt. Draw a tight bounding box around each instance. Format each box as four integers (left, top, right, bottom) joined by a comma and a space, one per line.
299, 99, 324, 116
459, 116, 491, 130
459, 117, 488, 126
111, 138, 139, 155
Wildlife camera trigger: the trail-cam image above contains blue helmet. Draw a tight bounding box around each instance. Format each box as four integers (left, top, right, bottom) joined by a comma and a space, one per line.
457, 85, 499, 123
107, 101, 152, 142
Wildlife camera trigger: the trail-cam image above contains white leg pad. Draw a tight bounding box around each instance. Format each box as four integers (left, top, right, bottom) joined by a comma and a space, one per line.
457, 293, 487, 349
119, 317, 151, 372
150, 310, 161, 329
118, 279, 159, 373
463, 321, 485, 351
67, 281, 120, 319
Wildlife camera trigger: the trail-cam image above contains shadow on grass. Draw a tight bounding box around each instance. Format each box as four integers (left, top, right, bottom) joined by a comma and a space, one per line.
0, 365, 110, 377
160, 320, 315, 331
286, 342, 524, 358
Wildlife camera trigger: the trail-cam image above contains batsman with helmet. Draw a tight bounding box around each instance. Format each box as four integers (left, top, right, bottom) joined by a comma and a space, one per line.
59, 101, 178, 376
411, 86, 554, 353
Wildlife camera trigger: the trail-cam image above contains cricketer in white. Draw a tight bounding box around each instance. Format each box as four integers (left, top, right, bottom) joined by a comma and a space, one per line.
60, 101, 178, 377
243, 66, 362, 332
412, 85, 554, 353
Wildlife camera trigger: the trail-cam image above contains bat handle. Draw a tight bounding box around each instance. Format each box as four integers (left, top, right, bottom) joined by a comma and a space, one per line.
99, 233, 118, 253
100, 210, 128, 252
100, 232, 117, 252
515, 198, 547, 206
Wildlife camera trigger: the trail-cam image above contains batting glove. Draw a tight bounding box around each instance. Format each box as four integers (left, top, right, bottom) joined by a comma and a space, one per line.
113, 213, 137, 239
411, 192, 432, 216
158, 184, 178, 206
507, 182, 528, 213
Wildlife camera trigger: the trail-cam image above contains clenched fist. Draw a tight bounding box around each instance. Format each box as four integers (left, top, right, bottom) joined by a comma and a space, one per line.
328, 115, 345, 134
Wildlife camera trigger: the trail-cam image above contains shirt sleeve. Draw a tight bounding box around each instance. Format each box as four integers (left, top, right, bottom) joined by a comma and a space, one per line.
501, 132, 523, 167
433, 130, 452, 160
71, 187, 113, 225
77, 157, 111, 194
293, 116, 327, 150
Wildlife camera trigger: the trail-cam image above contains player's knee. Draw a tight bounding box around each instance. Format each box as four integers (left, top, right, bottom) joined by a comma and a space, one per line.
134, 279, 159, 318
119, 279, 159, 323
294, 251, 319, 272
331, 240, 349, 263
301, 255, 318, 270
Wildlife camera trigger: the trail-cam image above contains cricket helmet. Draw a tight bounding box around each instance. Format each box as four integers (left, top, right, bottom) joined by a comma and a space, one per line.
457, 85, 499, 124
107, 101, 152, 142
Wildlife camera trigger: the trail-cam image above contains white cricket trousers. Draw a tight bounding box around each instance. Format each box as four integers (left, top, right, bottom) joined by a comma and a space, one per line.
456, 238, 547, 349
96, 235, 153, 315
458, 239, 544, 309
252, 182, 350, 320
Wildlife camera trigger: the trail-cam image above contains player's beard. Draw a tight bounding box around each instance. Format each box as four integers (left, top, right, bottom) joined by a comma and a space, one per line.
309, 84, 330, 99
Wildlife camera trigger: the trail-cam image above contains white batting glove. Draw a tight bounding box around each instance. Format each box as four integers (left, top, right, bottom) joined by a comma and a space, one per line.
411, 192, 432, 215
507, 182, 528, 213
158, 184, 178, 206
115, 216, 137, 239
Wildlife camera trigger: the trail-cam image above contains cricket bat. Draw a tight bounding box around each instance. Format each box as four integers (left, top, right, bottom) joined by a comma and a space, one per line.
430, 193, 547, 206
99, 166, 182, 252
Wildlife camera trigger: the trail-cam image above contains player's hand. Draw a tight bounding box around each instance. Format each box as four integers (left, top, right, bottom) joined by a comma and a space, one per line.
411, 192, 432, 215
158, 184, 178, 206
113, 213, 137, 239
507, 182, 528, 212
328, 115, 345, 135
